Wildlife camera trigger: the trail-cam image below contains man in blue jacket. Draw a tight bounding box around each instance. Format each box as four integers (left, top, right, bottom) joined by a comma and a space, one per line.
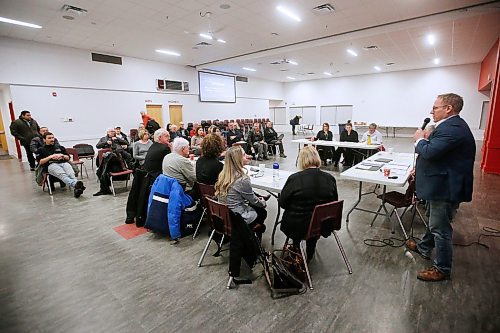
406, 93, 475, 282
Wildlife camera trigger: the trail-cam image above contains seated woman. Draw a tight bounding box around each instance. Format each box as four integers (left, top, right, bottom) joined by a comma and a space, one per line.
196, 133, 224, 185
279, 146, 338, 261
333, 122, 359, 167
190, 127, 205, 155
215, 146, 267, 238
132, 130, 153, 168
312, 122, 334, 165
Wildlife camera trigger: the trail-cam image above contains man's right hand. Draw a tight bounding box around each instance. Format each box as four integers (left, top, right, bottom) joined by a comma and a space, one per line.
107, 140, 112, 145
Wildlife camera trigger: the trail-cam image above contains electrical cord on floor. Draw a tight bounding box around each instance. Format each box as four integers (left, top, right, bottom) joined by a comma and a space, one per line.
453, 226, 500, 250
363, 237, 406, 248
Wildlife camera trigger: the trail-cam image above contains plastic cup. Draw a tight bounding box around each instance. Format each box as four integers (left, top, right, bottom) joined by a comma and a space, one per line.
189, 154, 194, 161
383, 168, 391, 177
259, 163, 265, 174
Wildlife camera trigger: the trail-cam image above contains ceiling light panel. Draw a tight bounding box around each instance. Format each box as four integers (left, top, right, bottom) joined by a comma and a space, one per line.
288, 60, 298, 65
323, 72, 332, 76
199, 33, 213, 40
276, 5, 302, 22
427, 34, 436, 45
286, 76, 296, 80
156, 49, 181, 56
0, 16, 42, 29
374, 66, 381, 71
347, 49, 358, 57
242, 67, 256, 71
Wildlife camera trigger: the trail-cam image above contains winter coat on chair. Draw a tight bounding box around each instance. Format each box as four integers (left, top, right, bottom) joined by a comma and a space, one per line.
146, 175, 193, 239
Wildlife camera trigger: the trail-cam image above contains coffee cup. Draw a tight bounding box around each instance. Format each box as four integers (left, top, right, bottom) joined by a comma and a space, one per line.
383, 168, 391, 177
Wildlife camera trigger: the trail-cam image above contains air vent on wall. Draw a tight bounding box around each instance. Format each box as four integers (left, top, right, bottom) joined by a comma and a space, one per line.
312, 3, 335, 15
61, 4, 88, 15
156, 79, 189, 91
91, 52, 122, 65
236, 76, 248, 82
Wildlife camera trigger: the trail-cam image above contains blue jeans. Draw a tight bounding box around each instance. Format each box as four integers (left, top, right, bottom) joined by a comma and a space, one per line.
48, 163, 78, 187
417, 200, 459, 276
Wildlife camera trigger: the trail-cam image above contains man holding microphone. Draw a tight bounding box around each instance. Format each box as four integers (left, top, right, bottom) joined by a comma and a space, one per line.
406, 93, 475, 282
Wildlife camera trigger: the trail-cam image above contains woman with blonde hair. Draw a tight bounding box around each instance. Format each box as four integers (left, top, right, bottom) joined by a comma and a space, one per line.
279, 146, 338, 260
132, 129, 153, 167
215, 146, 267, 232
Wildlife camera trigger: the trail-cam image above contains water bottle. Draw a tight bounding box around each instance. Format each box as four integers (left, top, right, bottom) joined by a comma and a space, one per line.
273, 162, 279, 186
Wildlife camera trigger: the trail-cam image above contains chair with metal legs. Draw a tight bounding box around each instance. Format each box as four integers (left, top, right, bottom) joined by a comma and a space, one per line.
373, 174, 428, 239
192, 182, 215, 239
282, 200, 353, 290
197, 197, 232, 266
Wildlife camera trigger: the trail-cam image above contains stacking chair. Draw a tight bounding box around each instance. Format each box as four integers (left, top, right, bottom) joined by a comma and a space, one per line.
198, 197, 233, 270
96, 148, 133, 196
66, 147, 88, 178
192, 182, 216, 239
373, 175, 427, 239
282, 200, 352, 290
73, 144, 95, 170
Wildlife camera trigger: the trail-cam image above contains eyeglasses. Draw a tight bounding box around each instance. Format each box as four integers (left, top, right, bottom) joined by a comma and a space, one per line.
432, 105, 449, 111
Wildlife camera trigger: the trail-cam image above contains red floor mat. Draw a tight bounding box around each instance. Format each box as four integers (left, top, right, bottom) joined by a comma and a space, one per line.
113, 224, 147, 240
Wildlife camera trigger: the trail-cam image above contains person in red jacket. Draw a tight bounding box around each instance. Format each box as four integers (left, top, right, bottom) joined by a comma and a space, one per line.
140, 111, 153, 126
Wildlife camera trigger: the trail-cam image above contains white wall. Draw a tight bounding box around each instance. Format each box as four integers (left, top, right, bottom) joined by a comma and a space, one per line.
0, 37, 284, 151
283, 64, 487, 137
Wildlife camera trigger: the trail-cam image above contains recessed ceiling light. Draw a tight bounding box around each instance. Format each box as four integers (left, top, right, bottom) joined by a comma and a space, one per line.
220, 4, 231, 10
62, 15, 74, 20
386, 62, 395, 66
427, 34, 436, 45
216, 38, 226, 43
286, 76, 296, 80
271, 32, 279, 36
323, 72, 332, 76
199, 33, 213, 40
347, 49, 358, 57
242, 67, 256, 72
288, 60, 298, 65
433, 58, 440, 65
276, 5, 301, 22
156, 49, 181, 56
374, 66, 381, 71
0, 16, 42, 28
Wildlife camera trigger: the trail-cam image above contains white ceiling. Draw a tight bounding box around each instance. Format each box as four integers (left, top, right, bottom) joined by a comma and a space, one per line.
1, 0, 499, 82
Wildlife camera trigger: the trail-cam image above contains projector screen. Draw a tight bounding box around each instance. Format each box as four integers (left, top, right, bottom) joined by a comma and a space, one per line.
198, 71, 236, 103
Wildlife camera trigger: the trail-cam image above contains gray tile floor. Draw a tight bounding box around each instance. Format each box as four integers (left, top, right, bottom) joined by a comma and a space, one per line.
0, 134, 499, 333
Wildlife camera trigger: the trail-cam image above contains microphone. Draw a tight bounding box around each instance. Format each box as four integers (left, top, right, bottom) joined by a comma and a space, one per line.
421, 117, 431, 130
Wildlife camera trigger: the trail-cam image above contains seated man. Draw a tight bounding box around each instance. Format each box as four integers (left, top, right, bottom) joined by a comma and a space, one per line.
247, 123, 268, 161
162, 137, 196, 192
169, 124, 178, 140
114, 126, 129, 145
263, 121, 286, 158
226, 122, 243, 148
96, 128, 133, 167
177, 122, 190, 139
360, 123, 383, 145
37, 132, 86, 198
30, 126, 60, 156
144, 129, 172, 177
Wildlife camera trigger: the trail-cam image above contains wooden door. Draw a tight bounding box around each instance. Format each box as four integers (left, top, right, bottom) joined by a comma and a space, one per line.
146, 105, 163, 127
0, 111, 8, 153
169, 105, 183, 127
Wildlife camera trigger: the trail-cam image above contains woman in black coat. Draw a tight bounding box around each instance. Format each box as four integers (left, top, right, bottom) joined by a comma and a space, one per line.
279, 146, 338, 260
196, 133, 224, 185
312, 122, 334, 165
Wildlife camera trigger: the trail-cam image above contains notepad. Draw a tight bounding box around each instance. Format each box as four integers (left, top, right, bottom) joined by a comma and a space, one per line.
374, 158, 393, 163
356, 165, 380, 171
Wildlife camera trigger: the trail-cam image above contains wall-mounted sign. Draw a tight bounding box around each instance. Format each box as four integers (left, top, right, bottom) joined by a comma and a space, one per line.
168, 100, 180, 104
145, 99, 152, 103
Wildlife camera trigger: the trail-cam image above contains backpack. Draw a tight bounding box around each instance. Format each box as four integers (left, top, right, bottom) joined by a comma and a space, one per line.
146, 119, 161, 134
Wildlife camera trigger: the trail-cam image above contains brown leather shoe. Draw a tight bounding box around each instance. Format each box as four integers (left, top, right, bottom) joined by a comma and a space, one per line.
417, 266, 450, 282
405, 239, 431, 260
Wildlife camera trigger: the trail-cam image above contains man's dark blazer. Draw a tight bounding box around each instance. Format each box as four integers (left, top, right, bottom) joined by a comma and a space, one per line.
415, 115, 475, 203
